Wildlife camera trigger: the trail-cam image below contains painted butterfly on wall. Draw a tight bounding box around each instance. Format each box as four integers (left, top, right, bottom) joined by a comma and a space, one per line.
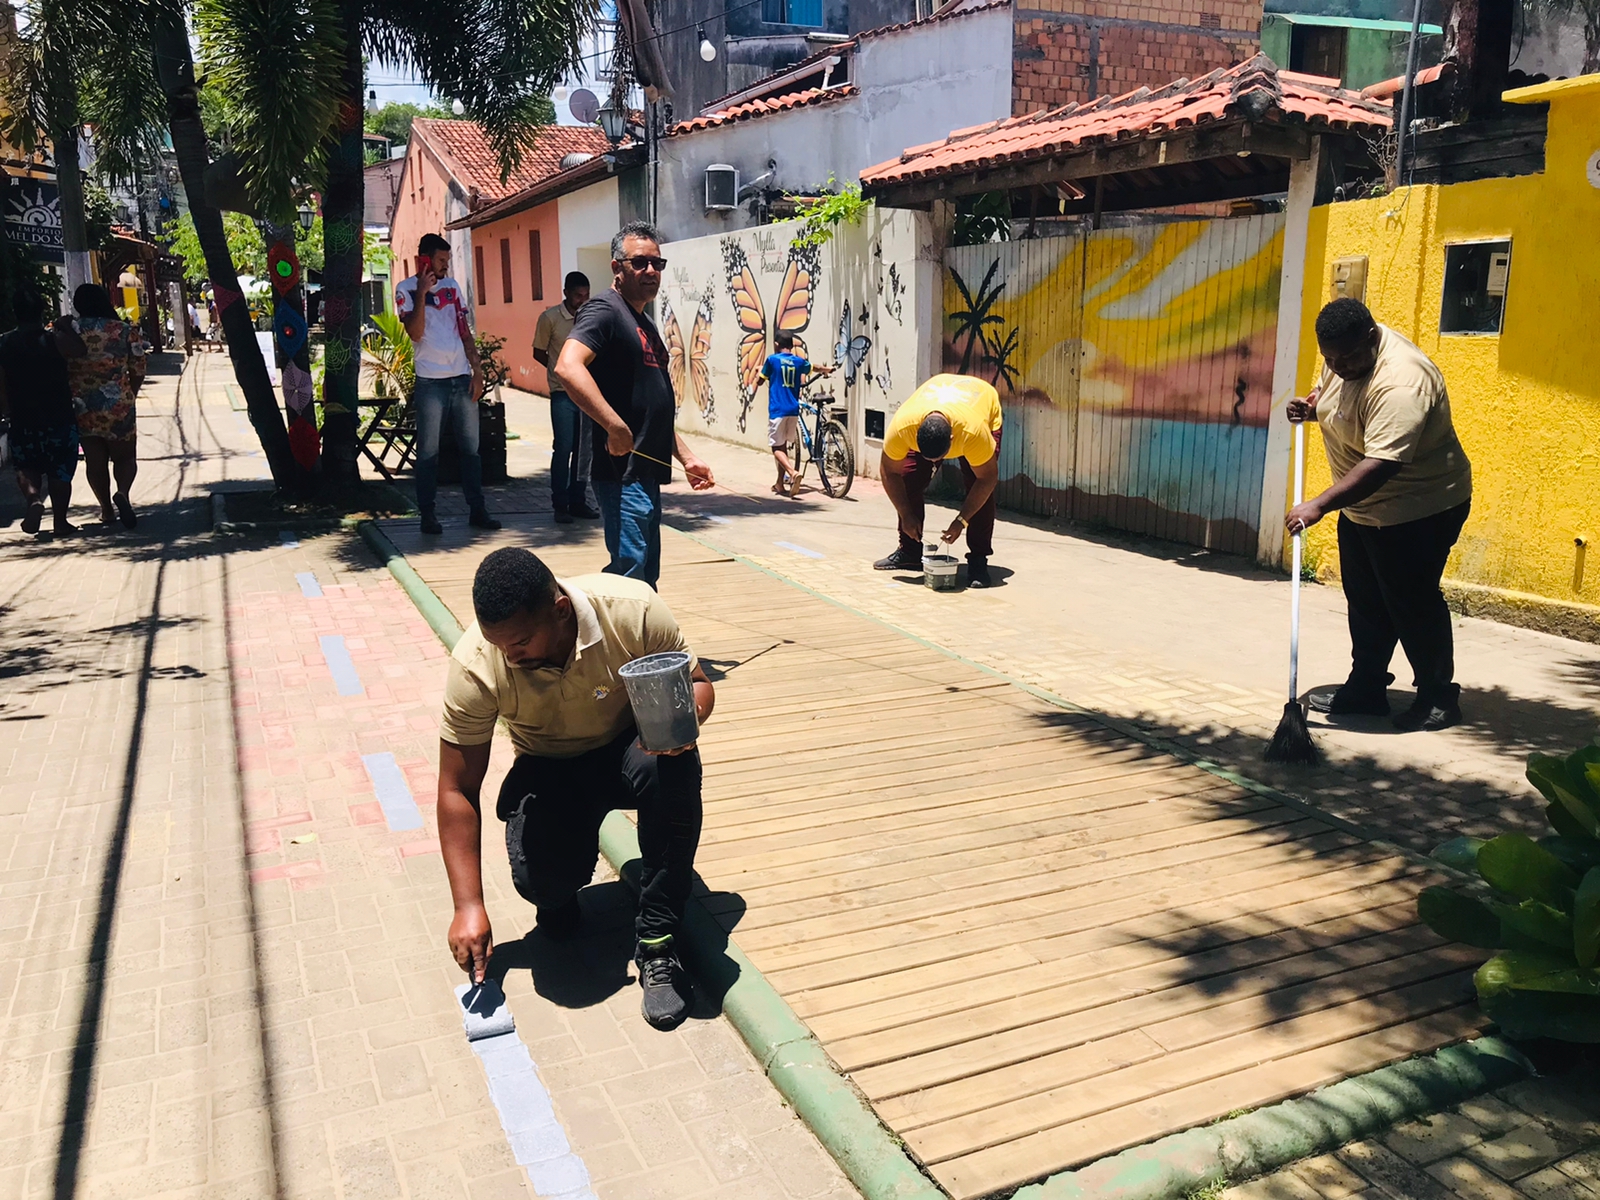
835, 299, 872, 389
662, 287, 715, 422
722, 238, 818, 430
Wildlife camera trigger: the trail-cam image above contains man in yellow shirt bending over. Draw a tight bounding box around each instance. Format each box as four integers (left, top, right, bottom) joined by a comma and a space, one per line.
874, 374, 1004, 587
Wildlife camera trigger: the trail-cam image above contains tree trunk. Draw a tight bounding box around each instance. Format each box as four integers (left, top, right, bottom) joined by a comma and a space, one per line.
45, 59, 92, 292
151, 17, 297, 488
316, 0, 366, 487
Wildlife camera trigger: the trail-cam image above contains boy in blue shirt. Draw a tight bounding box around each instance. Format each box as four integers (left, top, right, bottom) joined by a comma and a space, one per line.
761, 333, 833, 496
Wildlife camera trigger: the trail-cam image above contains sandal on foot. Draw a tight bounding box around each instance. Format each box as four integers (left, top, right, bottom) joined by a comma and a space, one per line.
21, 501, 44, 535
113, 493, 137, 529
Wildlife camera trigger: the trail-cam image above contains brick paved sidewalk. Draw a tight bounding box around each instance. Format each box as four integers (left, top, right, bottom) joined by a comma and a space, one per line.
1, 356, 858, 1200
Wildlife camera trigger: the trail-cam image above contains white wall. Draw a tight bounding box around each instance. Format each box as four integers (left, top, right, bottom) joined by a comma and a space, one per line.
656, 5, 1013, 242
557, 176, 621, 284
659, 206, 934, 477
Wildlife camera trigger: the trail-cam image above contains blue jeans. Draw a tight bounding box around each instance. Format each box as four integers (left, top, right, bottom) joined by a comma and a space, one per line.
413, 374, 483, 513
549, 390, 592, 510
593, 479, 662, 588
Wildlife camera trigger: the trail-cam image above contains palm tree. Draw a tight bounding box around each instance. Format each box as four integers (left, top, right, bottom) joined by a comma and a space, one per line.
980, 325, 1021, 395
198, 0, 596, 482
947, 260, 1006, 377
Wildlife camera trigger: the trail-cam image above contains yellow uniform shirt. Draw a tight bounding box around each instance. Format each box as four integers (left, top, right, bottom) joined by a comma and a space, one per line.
439, 574, 697, 758
1315, 326, 1472, 528
533, 301, 579, 394
883, 374, 1003, 465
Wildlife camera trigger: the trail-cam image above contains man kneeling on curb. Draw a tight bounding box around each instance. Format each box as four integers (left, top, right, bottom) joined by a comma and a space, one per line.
436, 547, 715, 1029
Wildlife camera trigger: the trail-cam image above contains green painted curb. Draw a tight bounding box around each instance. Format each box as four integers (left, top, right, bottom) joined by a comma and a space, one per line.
354, 519, 946, 1200
1009, 1037, 1531, 1200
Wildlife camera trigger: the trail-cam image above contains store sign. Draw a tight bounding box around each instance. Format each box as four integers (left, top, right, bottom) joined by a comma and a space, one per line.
4, 175, 65, 264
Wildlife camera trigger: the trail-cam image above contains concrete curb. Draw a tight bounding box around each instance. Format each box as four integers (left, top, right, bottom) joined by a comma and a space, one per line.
1010, 1037, 1532, 1200
357, 517, 1531, 1200
354, 517, 946, 1200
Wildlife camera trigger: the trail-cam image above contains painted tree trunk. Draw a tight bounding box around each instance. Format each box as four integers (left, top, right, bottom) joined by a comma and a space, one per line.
151, 19, 296, 487
45, 77, 91, 293
316, 0, 366, 486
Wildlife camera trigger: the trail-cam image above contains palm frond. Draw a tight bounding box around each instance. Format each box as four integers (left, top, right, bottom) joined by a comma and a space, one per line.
79, 7, 173, 184
196, 0, 348, 215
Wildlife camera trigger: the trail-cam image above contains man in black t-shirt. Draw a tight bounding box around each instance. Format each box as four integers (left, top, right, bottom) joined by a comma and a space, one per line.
558, 221, 714, 587
0, 290, 86, 536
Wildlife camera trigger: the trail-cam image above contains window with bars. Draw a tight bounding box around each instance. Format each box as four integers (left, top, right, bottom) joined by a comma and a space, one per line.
529, 231, 544, 301
762, 0, 822, 26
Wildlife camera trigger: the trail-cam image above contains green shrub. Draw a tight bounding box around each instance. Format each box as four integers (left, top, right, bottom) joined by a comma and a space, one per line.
1417, 743, 1600, 1042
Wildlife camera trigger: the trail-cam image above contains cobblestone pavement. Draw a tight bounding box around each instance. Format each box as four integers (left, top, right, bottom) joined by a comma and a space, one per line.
0, 356, 859, 1200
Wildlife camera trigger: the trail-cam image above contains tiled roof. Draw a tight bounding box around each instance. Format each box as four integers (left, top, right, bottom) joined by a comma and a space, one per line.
670, 86, 858, 137
448, 146, 642, 230
695, 0, 1009, 114
1360, 61, 1451, 100
412, 119, 611, 202
861, 56, 1392, 188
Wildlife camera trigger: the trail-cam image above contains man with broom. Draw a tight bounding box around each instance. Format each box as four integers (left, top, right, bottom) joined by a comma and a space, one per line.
1284, 298, 1473, 733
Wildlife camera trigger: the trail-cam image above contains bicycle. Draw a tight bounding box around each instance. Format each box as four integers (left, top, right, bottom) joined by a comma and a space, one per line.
786, 380, 855, 499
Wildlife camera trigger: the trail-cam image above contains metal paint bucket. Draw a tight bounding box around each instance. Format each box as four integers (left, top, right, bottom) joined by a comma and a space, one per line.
924, 554, 960, 591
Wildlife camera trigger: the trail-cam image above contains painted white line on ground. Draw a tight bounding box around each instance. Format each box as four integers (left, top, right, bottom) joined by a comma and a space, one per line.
360, 752, 423, 831
318, 635, 364, 696
774, 540, 825, 559
457, 983, 598, 1200
296, 571, 323, 598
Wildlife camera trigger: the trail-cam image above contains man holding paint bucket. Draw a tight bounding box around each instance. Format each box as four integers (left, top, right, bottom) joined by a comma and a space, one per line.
436, 547, 716, 1030
874, 374, 1004, 587
556, 221, 714, 587
1285, 298, 1472, 732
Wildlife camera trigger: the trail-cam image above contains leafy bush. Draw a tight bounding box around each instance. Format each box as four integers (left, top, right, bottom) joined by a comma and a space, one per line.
1418, 743, 1600, 1042
790, 177, 868, 250
475, 331, 510, 392
362, 311, 414, 401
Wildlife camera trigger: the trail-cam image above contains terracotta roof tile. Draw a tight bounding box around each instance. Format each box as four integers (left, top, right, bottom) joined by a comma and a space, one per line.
670, 86, 858, 137
412, 119, 611, 202
860, 55, 1392, 189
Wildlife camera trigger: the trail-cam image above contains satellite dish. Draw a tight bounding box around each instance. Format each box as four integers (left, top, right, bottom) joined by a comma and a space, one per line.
569, 88, 600, 125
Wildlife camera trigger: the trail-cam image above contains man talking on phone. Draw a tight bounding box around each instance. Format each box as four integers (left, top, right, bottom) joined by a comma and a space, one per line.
556, 221, 714, 588
396, 233, 501, 535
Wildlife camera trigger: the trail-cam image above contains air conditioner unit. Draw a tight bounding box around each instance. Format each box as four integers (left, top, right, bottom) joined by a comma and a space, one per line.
705, 164, 739, 211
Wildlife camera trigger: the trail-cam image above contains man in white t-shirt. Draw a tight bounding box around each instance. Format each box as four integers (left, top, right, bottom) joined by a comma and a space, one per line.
396, 233, 501, 534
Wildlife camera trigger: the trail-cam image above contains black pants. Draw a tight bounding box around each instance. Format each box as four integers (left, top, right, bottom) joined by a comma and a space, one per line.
1336, 501, 1470, 707
496, 727, 703, 942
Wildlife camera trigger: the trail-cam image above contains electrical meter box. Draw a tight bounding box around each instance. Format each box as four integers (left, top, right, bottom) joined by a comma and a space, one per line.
1330, 256, 1368, 303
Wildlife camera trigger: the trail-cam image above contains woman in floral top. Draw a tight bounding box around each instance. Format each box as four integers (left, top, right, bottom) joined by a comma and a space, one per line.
68, 284, 143, 529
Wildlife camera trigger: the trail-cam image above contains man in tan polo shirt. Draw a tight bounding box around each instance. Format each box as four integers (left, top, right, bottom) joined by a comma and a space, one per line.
1286, 298, 1473, 732
436, 547, 715, 1029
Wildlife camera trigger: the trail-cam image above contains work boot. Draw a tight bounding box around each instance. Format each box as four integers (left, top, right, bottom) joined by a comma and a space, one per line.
535, 896, 582, 941
553, 507, 574, 525
1392, 697, 1463, 732
967, 555, 993, 588
1307, 676, 1392, 716
571, 500, 601, 520
635, 935, 690, 1030
468, 506, 502, 531
873, 546, 922, 572
420, 509, 443, 535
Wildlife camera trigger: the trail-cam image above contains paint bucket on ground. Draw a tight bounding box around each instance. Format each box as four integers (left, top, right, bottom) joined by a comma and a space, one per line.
924, 553, 960, 591
618, 651, 699, 751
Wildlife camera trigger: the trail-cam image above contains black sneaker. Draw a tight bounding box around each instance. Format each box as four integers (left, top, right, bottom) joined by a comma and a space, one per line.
535, 896, 582, 941
635, 935, 690, 1030
1393, 699, 1462, 732
873, 547, 922, 572
1307, 686, 1390, 716
967, 556, 993, 588
420, 510, 443, 535
553, 507, 574, 525
468, 508, 502, 531
571, 501, 601, 520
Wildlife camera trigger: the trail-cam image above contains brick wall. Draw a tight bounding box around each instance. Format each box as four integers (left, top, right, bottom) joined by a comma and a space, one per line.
1013, 0, 1261, 113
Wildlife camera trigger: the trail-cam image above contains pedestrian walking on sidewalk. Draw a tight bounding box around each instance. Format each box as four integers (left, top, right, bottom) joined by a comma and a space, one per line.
67, 284, 141, 530
436, 547, 716, 1030
0, 290, 85, 535
533, 271, 600, 524
1285, 298, 1473, 732
874, 373, 1004, 587
760, 332, 833, 496
557, 222, 715, 588
396, 232, 502, 536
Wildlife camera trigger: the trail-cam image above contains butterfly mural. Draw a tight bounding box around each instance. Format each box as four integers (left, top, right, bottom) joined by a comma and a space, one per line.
835, 299, 872, 389
662, 287, 716, 423
722, 238, 819, 431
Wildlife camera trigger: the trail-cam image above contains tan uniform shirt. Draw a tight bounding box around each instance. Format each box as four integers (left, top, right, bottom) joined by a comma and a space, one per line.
1316, 326, 1472, 527
882, 374, 1004, 465
533, 301, 580, 395
440, 574, 697, 759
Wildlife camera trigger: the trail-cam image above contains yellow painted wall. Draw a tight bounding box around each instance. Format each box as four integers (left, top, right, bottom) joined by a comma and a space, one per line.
1293, 81, 1600, 607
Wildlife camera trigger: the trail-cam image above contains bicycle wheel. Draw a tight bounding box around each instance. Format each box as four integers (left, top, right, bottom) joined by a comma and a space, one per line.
816, 421, 855, 498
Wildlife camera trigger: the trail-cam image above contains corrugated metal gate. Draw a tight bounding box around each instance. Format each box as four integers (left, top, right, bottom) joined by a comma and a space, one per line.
943, 214, 1284, 555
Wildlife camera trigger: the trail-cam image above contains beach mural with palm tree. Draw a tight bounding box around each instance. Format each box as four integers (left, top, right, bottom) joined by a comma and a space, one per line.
943, 214, 1286, 556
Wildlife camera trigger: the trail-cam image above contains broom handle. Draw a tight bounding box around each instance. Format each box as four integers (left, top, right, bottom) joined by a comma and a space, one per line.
1289, 419, 1306, 701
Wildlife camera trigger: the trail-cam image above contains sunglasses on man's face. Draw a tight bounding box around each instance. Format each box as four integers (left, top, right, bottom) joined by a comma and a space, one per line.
621, 255, 667, 273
